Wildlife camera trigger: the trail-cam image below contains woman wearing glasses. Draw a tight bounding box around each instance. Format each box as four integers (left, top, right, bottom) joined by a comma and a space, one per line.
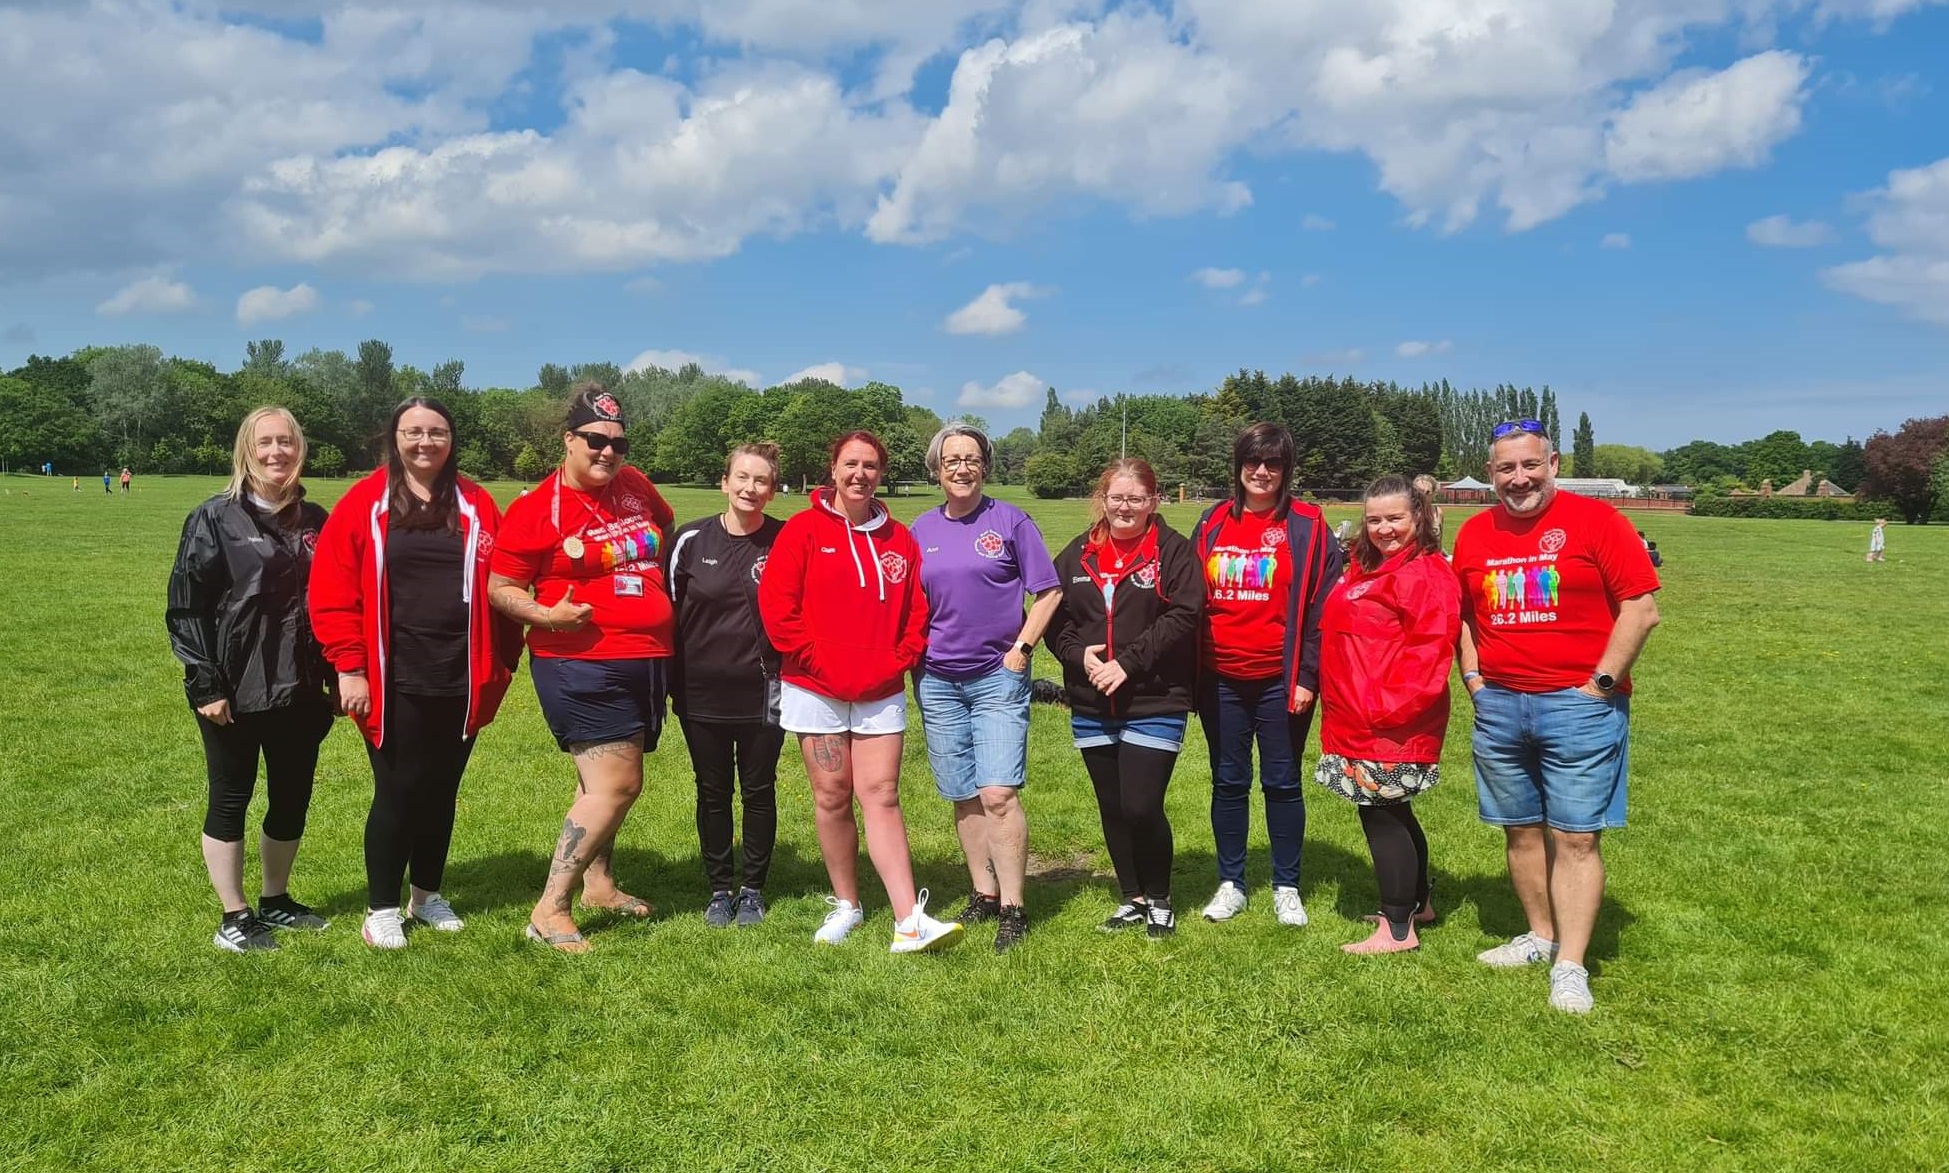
310, 397, 517, 948
489, 384, 676, 952
910, 422, 1061, 951
1046, 459, 1204, 938
1190, 423, 1343, 928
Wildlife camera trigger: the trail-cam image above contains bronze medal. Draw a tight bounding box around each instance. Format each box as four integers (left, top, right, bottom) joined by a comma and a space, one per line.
563, 536, 585, 559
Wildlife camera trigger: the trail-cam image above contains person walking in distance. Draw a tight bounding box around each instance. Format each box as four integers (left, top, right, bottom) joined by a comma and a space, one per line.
1867, 518, 1886, 563
1452, 419, 1661, 1013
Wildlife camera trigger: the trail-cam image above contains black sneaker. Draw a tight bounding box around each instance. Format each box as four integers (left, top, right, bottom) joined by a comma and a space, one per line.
1145, 900, 1177, 940
703, 890, 736, 929
257, 894, 329, 931
214, 909, 278, 953
995, 904, 1028, 953
956, 892, 1001, 926
1097, 901, 1147, 933
733, 888, 766, 927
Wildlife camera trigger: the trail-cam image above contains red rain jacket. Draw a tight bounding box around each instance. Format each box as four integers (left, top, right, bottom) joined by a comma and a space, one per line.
1318, 548, 1461, 763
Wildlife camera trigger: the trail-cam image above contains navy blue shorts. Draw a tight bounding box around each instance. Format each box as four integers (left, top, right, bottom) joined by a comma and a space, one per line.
530, 657, 668, 753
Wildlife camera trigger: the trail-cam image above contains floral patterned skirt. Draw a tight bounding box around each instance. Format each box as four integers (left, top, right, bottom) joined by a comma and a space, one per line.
1314, 754, 1440, 806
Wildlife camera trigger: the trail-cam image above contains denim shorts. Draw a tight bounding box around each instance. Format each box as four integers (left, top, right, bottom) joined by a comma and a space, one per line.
916, 665, 1031, 801
1071, 711, 1188, 753
1470, 683, 1630, 832
531, 656, 668, 753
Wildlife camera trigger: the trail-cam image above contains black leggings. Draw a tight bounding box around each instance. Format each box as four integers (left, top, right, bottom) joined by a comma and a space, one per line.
1081, 742, 1180, 902
198, 703, 330, 842
1356, 803, 1431, 925
680, 717, 782, 892
364, 693, 475, 910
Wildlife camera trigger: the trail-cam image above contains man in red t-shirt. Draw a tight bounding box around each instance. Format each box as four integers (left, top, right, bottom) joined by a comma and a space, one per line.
1453, 423, 1660, 1014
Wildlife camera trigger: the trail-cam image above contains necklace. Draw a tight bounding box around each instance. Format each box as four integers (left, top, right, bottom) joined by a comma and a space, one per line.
552, 472, 614, 560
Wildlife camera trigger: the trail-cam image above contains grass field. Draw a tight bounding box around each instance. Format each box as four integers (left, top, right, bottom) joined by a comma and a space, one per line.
1, 473, 1944, 1172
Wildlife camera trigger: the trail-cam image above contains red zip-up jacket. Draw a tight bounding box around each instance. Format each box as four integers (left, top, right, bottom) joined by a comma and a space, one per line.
308, 471, 519, 747
1318, 548, 1461, 763
757, 487, 928, 703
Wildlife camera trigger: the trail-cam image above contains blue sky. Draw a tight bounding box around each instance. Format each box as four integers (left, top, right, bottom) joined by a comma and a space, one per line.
2, 0, 1946, 450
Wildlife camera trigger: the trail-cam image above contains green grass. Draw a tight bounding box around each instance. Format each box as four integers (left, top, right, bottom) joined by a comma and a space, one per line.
1, 474, 1943, 1172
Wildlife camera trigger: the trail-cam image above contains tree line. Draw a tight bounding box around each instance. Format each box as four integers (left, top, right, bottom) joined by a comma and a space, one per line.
1, 340, 1935, 518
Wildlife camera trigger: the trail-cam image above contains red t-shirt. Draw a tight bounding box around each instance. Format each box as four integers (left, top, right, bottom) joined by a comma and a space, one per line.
1201, 507, 1291, 680
1451, 490, 1660, 693
491, 467, 675, 660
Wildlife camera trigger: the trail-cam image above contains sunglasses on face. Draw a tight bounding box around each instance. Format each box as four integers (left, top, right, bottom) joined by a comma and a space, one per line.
1491, 418, 1546, 440
572, 430, 630, 456
1242, 458, 1285, 472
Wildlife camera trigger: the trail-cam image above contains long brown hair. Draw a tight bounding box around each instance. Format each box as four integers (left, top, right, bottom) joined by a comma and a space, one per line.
1350, 474, 1442, 572
1087, 458, 1160, 543
386, 396, 460, 531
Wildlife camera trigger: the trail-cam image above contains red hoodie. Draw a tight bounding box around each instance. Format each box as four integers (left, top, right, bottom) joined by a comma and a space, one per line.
1318, 548, 1461, 763
758, 487, 928, 703
308, 471, 518, 747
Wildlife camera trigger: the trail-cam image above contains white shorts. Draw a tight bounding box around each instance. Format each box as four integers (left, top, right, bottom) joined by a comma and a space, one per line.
778, 680, 908, 736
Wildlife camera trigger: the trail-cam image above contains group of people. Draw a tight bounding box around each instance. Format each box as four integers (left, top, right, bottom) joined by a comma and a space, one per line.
167, 393, 1659, 1012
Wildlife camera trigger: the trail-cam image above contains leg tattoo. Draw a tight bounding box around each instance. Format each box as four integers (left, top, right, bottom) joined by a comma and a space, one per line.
808, 733, 846, 774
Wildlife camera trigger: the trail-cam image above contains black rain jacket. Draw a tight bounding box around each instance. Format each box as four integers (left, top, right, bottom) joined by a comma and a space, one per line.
1045, 518, 1205, 720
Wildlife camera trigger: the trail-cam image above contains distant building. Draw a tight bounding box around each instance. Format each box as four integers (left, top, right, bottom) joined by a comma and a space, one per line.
1554, 477, 1635, 498
1773, 469, 1852, 499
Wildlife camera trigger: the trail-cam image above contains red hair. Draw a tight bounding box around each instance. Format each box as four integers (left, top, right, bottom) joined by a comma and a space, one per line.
828, 430, 889, 474
1087, 458, 1160, 543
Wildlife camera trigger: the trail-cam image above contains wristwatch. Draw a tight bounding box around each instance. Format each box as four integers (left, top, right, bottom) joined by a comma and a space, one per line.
1017, 642, 1034, 657
1592, 671, 1617, 692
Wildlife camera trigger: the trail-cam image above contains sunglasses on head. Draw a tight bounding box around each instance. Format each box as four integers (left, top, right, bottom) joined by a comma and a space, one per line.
1491, 418, 1546, 440
572, 430, 630, 456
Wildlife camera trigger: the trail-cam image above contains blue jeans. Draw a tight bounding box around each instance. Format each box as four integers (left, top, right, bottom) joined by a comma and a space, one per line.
1471, 683, 1631, 832
1199, 674, 1311, 889
916, 665, 1031, 802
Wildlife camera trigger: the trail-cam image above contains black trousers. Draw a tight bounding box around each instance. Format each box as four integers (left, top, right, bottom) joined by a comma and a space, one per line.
1356, 802, 1431, 924
680, 717, 782, 892
1081, 742, 1180, 902
197, 702, 331, 842
364, 692, 475, 910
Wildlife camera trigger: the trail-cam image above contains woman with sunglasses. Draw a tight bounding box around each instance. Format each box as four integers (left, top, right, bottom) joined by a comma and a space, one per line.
309, 397, 518, 949
1190, 423, 1343, 928
758, 430, 962, 953
489, 383, 676, 952
1046, 458, 1204, 938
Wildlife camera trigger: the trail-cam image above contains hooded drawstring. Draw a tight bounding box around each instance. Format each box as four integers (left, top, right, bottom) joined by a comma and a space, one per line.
820, 488, 889, 602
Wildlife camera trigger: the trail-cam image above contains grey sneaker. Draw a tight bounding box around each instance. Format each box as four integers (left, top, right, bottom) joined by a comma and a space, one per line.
214, 909, 278, 953
1477, 931, 1559, 968
733, 888, 766, 927
1549, 962, 1594, 1013
1201, 881, 1248, 922
703, 890, 736, 929
257, 894, 329, 931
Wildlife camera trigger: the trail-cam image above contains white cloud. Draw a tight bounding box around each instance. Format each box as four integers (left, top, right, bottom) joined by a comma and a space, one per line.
943, 281, 1049, 336
1395, 339, 1453, 358
1301, 214, 1335, 231
1747, 214, 1838, 247
1823, 156, 1949, 324
626, 347, 762, 386
96, 275, 197, 316
958, 370, 1046, 408
1191, 267, 1248, 289
782, 361, 868, 386
348, 299, 374, 317
1238, 285, 1268, 306
236, 283, 320, 325
1605, 51, 1811, 183
1601, 232, 1632, 250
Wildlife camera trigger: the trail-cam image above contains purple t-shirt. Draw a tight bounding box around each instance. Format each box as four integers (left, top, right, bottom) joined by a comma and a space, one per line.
914, 496, 1060, 680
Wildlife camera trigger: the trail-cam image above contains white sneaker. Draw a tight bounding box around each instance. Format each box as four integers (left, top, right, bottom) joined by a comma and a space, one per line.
813, 897, 864, 945
1202, 881, 1248, 922
361, 907, 408, 950
890, 889, 965, 954
1549, 961, 1594, 1014
1272, 885, 1308, 927
408, 892, 465, 932
1477, 931, 1559, 968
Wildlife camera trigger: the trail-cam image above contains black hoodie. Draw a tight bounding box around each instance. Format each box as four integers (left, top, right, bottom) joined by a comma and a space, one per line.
1044, 517, 1205, 720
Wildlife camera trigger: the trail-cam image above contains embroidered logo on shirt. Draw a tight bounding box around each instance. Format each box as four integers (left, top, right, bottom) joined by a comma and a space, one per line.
879, 551, 910, 583
750, 555, 768, 583
974, 529, 1006, 560
475, 531, 494, 560
1346, 581, 1372, 600
1131, 564, 1158, 589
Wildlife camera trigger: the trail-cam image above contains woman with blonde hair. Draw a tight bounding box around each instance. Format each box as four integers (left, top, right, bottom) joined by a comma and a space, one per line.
166, 406, 336, 952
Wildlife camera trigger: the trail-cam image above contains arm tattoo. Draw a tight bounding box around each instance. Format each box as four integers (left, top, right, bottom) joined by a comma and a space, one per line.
807, 733, 846, 774
489, 581, 552, 628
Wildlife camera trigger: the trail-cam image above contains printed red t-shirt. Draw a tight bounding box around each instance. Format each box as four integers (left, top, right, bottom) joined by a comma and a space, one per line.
1451, 490, 1660, 693
1201, 507, 1291, 680
491, 466, 674, 660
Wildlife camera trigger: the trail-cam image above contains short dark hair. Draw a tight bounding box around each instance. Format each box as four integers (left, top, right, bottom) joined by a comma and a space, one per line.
1229, 421, 1295, 517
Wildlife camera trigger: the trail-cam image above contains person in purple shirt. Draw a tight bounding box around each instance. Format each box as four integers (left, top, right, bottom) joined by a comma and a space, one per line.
912, 423, 1061, 952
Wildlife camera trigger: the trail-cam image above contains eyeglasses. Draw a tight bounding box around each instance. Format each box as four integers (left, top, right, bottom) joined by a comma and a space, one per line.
397, 427, 452, 444
1242, 458, 1285, 472
1491, 418, 1546, 440
940, 457, 984, 471
1107, 494, 1152, 508
572, 430, 631, 456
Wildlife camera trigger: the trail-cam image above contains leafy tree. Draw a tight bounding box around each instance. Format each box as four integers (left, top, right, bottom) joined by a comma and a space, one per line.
1540, 386, 1561, 450
1023, 450, 1077, 498
354, 339, 396, 451
1287, 377, 1382, 489
992, 427, 1037, 484
309, 443, 347, 477
569, 362, 623, 392
1374, 388, 1443, 476
86, 344, 171, 468
1038, 387, 1076, 452
1830, 438, 1867, 493
1742, 429, 1812, 487
772, 383, 860, 487
655, 384, 757, 482
1588, 444, 1664, 485
431, 360, 466, 397
243, 339, 287, 378
1572, 412, 1595, 471
537, 364, 571, 396
1862, 416, 1949, 524
0, 376, 98, 469
513, 444, 548, 482
1660, 440, 1742, 487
